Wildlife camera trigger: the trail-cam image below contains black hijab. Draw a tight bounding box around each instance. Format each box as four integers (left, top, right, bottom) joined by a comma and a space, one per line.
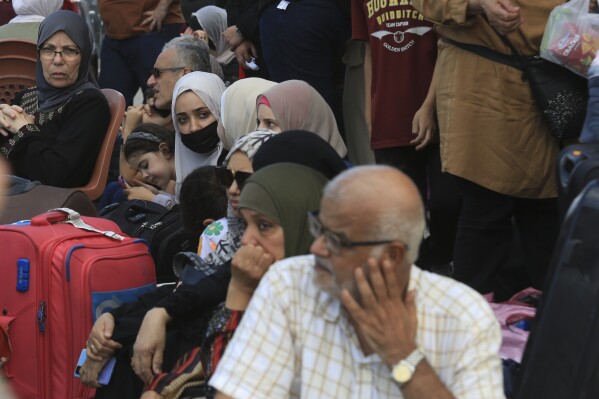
252, 130, 348, 179
36, 10, 97, 112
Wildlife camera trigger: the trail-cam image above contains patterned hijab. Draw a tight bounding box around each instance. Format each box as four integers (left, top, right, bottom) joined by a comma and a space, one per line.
201, 131, 275, 268
219, 77, 277, 150
172, 71, 225, 196
36, 10, 98, 112
240, 163, 328, 257
256, 80, 347, 158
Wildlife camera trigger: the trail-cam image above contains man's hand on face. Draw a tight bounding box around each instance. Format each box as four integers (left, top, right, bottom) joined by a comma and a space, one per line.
341, 258, 418, 367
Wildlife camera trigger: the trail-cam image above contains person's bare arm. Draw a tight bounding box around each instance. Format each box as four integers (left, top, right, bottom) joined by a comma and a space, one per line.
120, 105, 145, 181
364, 42, 372, 139
131, 307, 172, 384
342, 259, 455, 399
234, 40, 257, 68
141, 0, 175, 32
223, 25, 244, 50
411, 60, 438, 150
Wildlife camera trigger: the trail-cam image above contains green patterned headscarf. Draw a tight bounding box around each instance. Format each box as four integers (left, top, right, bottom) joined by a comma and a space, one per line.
239, 163, 328, 257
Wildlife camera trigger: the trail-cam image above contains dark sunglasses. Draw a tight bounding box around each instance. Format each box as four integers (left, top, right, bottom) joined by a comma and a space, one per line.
215, 167, 252, 189
150, 66, 185, 78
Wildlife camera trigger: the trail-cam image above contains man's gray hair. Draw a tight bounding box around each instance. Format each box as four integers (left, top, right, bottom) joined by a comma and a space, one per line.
163, 35, 211, 73
324, 165, 425, 265
372, 206, 424, 265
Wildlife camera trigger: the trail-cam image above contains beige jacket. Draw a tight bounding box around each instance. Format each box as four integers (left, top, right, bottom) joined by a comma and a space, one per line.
413, 0, 563, 198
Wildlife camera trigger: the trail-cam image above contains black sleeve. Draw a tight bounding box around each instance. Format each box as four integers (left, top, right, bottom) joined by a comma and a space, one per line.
225, 0, 243, 26
158, 264, 232, 322
227, 1, 261, 43
109, 285, 176, 343
8, 89, 110, 188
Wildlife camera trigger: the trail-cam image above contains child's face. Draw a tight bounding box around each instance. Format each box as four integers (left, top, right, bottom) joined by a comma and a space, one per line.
128, 150, 174, 190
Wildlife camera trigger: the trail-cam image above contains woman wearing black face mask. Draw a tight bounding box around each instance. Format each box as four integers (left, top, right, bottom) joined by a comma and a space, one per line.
173, 71, 225, 196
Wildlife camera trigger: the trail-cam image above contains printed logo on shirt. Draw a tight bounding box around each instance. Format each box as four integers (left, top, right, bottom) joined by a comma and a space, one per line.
366, 0, 433, 53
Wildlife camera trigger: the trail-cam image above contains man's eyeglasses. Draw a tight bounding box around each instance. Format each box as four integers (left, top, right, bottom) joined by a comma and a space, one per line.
39, 47, 81, 61
150, 67, 185, 78
307, 211, 406, 255
215, 167, 252, 189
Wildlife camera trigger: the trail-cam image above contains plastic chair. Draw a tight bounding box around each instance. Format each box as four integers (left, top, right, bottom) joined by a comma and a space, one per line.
76, 88, 125, 201
0, 39, 37, 104
0, 39, 37, 60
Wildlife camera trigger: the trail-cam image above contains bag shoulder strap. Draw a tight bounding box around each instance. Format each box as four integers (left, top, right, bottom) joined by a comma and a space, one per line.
48, 208, 125, 241
443, 37, 524, 70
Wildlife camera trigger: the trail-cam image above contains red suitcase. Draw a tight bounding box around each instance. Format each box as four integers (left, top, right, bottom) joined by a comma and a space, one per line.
0, 209, 156, 399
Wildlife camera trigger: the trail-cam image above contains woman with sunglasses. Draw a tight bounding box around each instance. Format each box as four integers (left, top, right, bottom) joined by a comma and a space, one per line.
0, 10, 110, 188
141, 162, 329, 399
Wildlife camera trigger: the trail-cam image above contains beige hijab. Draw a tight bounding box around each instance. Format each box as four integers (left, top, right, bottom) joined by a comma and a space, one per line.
219, 77, 277, 150
257, 80, 347, 158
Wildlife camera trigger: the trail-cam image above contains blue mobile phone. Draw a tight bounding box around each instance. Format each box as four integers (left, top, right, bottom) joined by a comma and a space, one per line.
74, 349, 116, 386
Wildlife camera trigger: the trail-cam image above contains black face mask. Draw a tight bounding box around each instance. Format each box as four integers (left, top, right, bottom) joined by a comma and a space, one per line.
179, 120, 220, 154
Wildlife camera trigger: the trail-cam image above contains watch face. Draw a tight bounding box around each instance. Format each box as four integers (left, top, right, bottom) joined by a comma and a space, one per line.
393, 364, 413, 383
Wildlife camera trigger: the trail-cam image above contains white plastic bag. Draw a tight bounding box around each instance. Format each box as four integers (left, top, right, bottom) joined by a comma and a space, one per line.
540, 0, 599, 77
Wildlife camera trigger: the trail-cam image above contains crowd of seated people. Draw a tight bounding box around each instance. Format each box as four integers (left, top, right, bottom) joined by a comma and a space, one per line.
1, 1, 599, 398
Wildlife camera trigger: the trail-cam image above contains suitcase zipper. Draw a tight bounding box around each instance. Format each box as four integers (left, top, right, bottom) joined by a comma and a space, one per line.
36, 301, 46, 335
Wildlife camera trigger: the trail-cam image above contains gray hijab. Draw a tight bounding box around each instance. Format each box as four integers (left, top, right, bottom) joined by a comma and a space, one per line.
191, 6, 235, 65
36, 10, 97, 112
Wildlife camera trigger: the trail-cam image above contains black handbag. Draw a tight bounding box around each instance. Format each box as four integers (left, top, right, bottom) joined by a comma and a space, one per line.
445, 28, 588, 140
99, 200, 199, 283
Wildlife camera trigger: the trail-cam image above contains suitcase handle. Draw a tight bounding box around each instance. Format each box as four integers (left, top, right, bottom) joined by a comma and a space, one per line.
31, 210, 70, 226
31, 208, 126, 241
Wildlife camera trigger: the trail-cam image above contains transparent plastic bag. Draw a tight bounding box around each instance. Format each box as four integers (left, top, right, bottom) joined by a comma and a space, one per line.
540, 0, 599, 77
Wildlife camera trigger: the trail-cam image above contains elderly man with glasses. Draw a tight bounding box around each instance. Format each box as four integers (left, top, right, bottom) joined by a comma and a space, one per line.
210, 165, 505, 399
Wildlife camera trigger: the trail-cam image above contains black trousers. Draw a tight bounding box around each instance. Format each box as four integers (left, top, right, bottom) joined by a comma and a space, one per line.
451, 175, 559, 294
375, 144, 460, 266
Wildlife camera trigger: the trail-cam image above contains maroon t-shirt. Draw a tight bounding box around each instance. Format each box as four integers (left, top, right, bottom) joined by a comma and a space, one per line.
352, 0, 437, 149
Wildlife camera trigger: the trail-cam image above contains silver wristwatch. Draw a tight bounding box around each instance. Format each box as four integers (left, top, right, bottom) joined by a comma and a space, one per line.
391, 348, 425, 385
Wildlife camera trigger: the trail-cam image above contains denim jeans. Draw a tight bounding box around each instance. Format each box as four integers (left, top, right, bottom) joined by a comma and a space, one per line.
99, 24, 181, 106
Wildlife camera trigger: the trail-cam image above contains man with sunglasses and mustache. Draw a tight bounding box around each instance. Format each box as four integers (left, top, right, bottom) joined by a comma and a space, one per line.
211, 165, 504, 399
122, 35, 213, 135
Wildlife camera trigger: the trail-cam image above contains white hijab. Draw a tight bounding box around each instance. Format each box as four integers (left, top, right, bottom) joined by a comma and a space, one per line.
10, 0, 63, 23
191, 6, 235, 65
219, 77, 277, 150
172, 72, 225, 196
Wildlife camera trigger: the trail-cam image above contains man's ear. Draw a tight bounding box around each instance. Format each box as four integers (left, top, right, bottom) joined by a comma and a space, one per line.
202, 218, 215, 227
182, 67, 192, 76
385, 241, 407, 265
